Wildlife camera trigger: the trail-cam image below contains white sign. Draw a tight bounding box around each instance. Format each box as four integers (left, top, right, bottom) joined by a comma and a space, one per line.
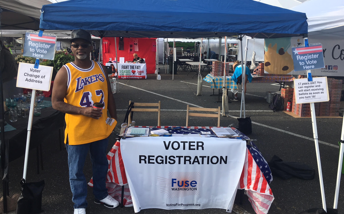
121, 137, 246, 213
294, 77, 329, 104
16, 63, 53, 91
117, 63, 147, 79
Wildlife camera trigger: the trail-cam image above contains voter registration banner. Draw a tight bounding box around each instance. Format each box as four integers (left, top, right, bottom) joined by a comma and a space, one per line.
117, 63, 147, 79
121, 137, 246, 213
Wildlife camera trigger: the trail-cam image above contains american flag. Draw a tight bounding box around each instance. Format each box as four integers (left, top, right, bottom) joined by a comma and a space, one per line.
27, 33, 56, 44
240, 149, 274, 214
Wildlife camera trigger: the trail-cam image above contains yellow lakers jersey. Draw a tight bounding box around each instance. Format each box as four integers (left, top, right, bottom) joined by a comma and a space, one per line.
64, 61, 116, 145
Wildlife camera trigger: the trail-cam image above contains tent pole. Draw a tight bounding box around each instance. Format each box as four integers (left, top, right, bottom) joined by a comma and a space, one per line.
239, 36, 244, 118
222, 36, 229, 116
333, 113, 344, 209
0, 44, 9, 214
156, 38, 158, 74
115, 37, 118, 75
165, 38, 168, 74
243, 37, 249, 118
172, 39, 175, 80
196, 38, 203, 96
162, 39, 165, 65
98, 37, 102, 63
304, 37, 327, 212
207, 38, 210, 59
218, 37, 221, 61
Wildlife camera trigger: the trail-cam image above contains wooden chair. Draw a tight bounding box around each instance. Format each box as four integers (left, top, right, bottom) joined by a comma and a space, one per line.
128, 100, 161, 126
186, 105, 221, 127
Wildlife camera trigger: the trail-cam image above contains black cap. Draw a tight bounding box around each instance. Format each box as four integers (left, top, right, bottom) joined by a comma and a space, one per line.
71, 29, 92, 43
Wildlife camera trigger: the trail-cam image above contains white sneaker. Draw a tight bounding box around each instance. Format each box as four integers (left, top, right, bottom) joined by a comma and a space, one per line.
74, 208, 86, 214
94, 195, 119, 209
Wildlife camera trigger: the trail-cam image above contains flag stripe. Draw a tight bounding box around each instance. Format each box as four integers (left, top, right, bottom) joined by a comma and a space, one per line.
297, 50, 322, 54
296, 46, 322, 51
252, 163, 261, 191
247, 152, 253, 189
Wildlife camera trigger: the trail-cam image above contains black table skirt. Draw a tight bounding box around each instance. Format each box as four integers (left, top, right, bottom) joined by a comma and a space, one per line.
4, 108, 65, 162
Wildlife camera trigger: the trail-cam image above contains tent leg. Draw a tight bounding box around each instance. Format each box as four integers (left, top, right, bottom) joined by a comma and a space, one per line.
0, 57, 9, 213
222, 36, 229, 116
115, 37, 118, 75
196, 38, 203, 96
333, 114, 344, 209
239, 37, 245, 118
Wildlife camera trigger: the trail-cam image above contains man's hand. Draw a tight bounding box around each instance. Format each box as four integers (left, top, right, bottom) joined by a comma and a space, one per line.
81, 107, 102, 119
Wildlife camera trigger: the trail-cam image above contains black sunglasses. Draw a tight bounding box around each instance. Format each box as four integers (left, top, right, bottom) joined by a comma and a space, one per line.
71, 43, 91, 48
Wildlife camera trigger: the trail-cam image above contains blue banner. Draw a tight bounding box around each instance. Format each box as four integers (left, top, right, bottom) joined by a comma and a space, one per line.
23, 32, 57, 60
292, 44, 325, 71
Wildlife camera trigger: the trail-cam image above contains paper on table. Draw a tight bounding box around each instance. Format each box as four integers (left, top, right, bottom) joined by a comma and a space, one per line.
211, 127, 239, 138
126, 127, 149, 137
150, 129, 169, 135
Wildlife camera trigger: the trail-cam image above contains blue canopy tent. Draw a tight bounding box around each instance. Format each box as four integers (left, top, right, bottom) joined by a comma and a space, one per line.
38, 0, 308, 122
39, 0, 307, 38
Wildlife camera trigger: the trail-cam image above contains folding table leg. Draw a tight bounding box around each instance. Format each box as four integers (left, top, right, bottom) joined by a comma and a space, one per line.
59, 128, 63, 151
36, 147, 40, 174
2, 182, 7, 213
121, 185, 125, 207
40, 144, 44, 171
2, 140, 9, 213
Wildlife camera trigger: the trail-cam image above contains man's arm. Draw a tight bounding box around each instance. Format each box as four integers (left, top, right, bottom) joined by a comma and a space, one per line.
101, 65, 117, 120
52, 66, 102, 119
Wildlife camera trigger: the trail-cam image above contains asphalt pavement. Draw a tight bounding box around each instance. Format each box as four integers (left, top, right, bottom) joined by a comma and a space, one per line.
3, 67, 344, 214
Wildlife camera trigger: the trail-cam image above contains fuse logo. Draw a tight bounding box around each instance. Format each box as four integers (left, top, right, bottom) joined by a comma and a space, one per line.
171, 178, 197, 191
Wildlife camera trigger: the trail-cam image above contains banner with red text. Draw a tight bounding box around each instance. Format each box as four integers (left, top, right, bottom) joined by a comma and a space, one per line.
121, 137, 246, 213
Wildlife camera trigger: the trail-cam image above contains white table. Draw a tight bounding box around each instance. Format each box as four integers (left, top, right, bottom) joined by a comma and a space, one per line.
186, 61, 208, 76
178, 59, 193, 62
176, 59, 193, 71
204, 59, 218, 62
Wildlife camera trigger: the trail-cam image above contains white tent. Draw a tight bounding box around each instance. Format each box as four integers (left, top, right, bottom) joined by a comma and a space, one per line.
254, 0, 304, 8
0, 0, 51, 29
292, 0, 344, 76
292, 0, 344, 39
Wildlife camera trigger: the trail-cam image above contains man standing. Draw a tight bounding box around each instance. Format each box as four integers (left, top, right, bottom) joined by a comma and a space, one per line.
52, 29, 118, 214
231, 61, 253, 101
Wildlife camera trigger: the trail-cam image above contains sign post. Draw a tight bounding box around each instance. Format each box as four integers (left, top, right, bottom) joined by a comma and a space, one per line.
292, 40, 327, 212
19, 31, 56, 181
